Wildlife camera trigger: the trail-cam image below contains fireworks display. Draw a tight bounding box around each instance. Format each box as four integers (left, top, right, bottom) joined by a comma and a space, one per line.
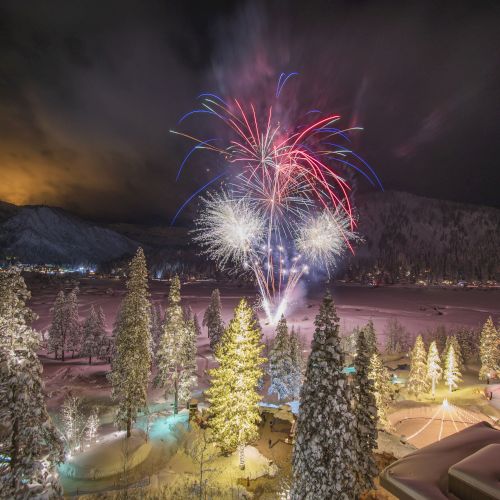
172, 73, 381, 323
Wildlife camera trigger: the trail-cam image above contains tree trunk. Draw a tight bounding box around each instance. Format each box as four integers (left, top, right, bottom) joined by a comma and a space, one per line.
89, 356, 92, 365
239, 443, 245, 470
126, 408, 132, 438
173, 380, 178, 415
55, 348, 58, 360
62, 349, 65, 362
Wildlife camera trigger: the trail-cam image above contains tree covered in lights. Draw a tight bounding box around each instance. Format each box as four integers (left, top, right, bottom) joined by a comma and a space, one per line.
443, 335, 464, 373
426, 341, 442, 398
155, 276, 197, 414
203, 289, 225, 351
206, 298, 265, 469
0, 267, 64, 498
85, 409, 99, 444
109, 248, 152, 437
444, 344, 462, 392
61, 396, 86, 454
479, 316, 499, 381
268, 316, 301, 401
368, 352, 393, 429
292, 292, 358, 499
150, 303, 163, 359
406, 335, 429, 398
353, 328, 378, 495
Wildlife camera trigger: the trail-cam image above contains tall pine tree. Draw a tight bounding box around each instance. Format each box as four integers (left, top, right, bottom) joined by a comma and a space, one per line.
155, 276, 197, 414
363, 319, 378, 357
48, 291, 66, 360
406, 335, 429, 398
268, 316, 299, 401
292, 292, 358, 499
203, 289, 225, 351
0, 268, 64, 497
444, 344, 462, 392
81, 305, 105, 365
66, 287, 81, 358
479, 316, 499, 381
109, 248, 152, 437
368, 352, 393, 429
426, 341, 442, 398
353, 329, 378, 495
206, 298, 265, 469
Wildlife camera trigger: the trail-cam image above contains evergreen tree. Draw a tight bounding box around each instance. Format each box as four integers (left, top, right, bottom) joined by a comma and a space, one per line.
155, 276, 197, 414
193, 312, 202, 337
80, 306, 105, 365
353, 329, 378, 495
269, 316, 295, 401
289, 326, 306, 387
150, 303, 163, 359
426, 341, 442, 398
406, 335, 429, 398
66, 287, 81, 358
291, 292, 358, 499
443, 335, 464, 373
48, 291, 66, 360
444, 345, 462, 392
108, 248, 152, 437
203, 289, 225, 351
363, 319, 378, 357
85, 409, 99, 444
206, 298, 265, 469
479, 316, 499, 381
0, 268, 64, 497
368, 352, 393, 429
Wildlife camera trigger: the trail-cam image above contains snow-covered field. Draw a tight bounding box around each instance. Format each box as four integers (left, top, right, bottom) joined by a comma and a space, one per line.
30, 277, 500, 346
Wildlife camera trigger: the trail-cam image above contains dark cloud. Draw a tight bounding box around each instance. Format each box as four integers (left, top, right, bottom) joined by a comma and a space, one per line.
0, 0, 498, 224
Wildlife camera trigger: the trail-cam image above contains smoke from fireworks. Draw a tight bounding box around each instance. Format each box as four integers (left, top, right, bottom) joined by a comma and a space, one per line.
172, 73, 381, 323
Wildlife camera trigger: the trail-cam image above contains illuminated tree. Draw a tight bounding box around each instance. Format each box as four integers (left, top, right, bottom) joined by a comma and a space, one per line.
406, 335, 429, 398
292, 292, 357, 499
61, 396, 86, 454
206, 298, 265, 469
353, 329, 378, 495
0, 268, 64, 497
85, 409, 100, 444
479, 316, 499, 381
150, 303, 163, 359
109, 248, 152, 437
368, 352, 393, 429
203, 289, 225, 351
426, 341, 442, 398
155, 276, 197, 414
444, 345, 462, 392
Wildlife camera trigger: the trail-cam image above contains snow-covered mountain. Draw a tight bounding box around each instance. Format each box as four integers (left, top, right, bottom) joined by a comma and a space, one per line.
347, 191, 500, 283
0, 204, 139, 265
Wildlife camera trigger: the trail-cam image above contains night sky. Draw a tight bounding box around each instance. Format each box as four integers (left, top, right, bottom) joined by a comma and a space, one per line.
0, 0, 499, 223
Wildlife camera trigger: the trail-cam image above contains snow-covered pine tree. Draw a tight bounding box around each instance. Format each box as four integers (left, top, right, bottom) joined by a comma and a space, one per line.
150, 303, 163, 359
479, 316, 499, 381
426, 341, 442, 398
206, 298, 265, 469
289, 326, 306, 397
155, 276, 197, 414
291, 292, 358, 499
368, 352, 393, 429
203, 289, 225, 351
193, 312, 201, 337
66, 287, 81, 358
48, 290, 66, 360
80, 305, 102, 365
61, 396, 86, 454
268, 316, 296, 401
443, 335, 464, 373
0, 267, 64, 497
363, 319, 378, 357
353, 328, 378, 495
108, 248, 152, 437
444, 344, 462, 392
406, 335, 429, 398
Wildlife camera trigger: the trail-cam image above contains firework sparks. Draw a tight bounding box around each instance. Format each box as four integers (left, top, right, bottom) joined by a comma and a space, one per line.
172, 73, 381, 323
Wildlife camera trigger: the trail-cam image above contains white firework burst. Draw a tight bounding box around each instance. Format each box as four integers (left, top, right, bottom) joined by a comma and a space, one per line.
295, 209, 359, 269
192, 192, 266, 268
